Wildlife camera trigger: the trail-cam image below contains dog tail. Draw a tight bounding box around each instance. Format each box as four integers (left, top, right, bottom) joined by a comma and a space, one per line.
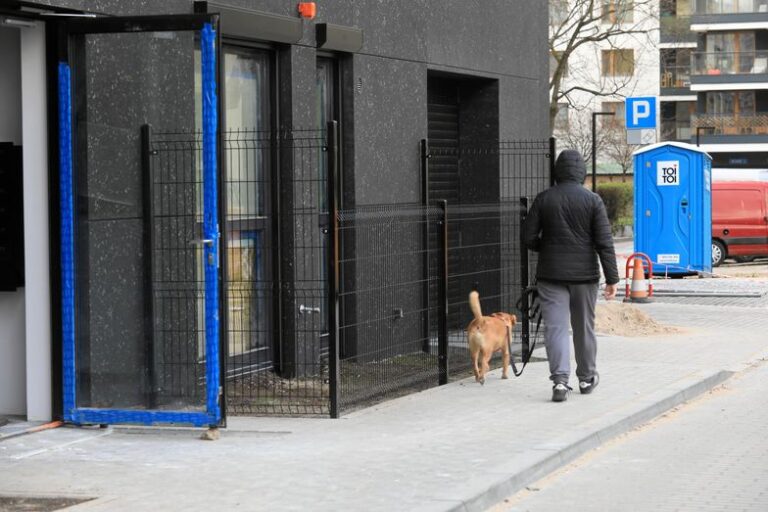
469, 291, 483, 321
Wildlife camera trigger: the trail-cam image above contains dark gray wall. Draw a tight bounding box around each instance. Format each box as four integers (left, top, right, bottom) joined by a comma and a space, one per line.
45, 0, 549, 207
42, 0, 548, 386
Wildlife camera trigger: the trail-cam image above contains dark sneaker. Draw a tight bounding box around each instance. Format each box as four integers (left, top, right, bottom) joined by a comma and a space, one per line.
552, 383, 571, 402
579, 372, 600, 395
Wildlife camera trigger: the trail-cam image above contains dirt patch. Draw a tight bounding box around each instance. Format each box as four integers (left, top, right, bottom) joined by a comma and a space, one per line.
714, 263, 768, 279
0, 497, 93, 512
595, 302, 683, 337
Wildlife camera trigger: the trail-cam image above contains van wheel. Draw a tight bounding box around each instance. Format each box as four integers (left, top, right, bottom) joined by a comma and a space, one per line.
712, 240, 726, 267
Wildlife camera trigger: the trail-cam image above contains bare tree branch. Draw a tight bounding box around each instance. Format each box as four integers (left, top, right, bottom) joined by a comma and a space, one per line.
548, 0, 658, 134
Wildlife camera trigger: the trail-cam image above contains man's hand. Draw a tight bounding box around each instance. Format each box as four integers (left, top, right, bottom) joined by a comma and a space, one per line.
603, 283, 618, 300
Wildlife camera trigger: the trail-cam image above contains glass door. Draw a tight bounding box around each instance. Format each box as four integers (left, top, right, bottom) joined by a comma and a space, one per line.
59, 14, 221, 426
221, 45, 274, 379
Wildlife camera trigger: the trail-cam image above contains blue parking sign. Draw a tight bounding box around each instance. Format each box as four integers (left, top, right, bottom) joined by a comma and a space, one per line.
625, 97, 657, 129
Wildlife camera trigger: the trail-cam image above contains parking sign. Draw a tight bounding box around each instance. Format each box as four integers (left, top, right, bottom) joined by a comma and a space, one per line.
625, 97, 657, 129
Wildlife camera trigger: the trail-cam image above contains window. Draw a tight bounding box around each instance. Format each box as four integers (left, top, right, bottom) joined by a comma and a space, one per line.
602, 49, 635, 76
550, 51, 568, 79
662, 0, 692, 16
706, 31, 755, 53
554, 103, 569, 130
601, 101, 626, 127
550, 0, 569, 25
602, 0, 634, 23
697, 0, 768, 14
706, 91, 755, 115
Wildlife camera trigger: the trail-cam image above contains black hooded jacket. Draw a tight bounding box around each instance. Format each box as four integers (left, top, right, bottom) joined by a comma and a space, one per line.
523, 150, 620, 285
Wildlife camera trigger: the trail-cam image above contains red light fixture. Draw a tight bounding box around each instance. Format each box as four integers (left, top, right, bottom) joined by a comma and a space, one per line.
298, 2, 316, 19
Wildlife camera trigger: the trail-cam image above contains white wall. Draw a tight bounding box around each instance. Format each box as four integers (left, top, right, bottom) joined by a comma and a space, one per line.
0, 26, 27, 417
21, 22, 51, 422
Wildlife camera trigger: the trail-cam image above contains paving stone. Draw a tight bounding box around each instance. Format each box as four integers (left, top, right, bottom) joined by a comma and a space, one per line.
1, 290, 767, 511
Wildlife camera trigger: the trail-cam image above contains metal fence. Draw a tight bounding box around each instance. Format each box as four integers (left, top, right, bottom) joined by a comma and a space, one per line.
221, 128, 330, 416
142, 128, 208, 412
428, 141, 552, 384
328, 139, 553, 415
145, 126, 553, 418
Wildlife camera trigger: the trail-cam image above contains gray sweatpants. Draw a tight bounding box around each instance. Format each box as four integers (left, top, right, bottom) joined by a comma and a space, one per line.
537, 280, 598, 385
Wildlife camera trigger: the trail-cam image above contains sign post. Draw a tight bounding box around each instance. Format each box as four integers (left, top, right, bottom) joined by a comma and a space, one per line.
625, 96, 657, 146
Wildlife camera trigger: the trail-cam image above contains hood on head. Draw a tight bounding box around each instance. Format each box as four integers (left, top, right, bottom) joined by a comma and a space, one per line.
553, 149, 587, 184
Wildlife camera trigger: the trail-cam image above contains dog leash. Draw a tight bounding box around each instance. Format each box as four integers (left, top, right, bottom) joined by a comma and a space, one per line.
509, 285, 542, 377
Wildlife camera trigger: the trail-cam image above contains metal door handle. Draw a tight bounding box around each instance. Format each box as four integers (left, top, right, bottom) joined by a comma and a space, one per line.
299, 304, 321, 314
189, 239, 214, 246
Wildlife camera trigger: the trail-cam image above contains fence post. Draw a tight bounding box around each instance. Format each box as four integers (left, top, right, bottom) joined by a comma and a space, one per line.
420, 139, 431, 353
437, 199, 448, 385
549, 136, 556, 187
140, 124, 157, 410
519, 196, 530, 360
327, 121, 341, 418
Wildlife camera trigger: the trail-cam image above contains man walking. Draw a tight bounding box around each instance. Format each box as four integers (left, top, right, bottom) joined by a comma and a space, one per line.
523, 149, 619, 402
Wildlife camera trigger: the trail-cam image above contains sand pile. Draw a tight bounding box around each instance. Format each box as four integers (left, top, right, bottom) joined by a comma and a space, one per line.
595, 302, 683, 337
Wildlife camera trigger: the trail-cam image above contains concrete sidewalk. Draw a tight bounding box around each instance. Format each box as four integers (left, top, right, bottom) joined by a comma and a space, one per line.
1, 300, 767, 512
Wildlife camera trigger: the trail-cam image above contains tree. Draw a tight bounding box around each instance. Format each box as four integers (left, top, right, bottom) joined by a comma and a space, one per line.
557, 110, 610, 167
549, 0, 658, 134
603, 124, 636, 174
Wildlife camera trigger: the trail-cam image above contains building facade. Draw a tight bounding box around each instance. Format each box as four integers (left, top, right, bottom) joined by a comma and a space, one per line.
550, 0, 661, 174
660, 0, 768, 169
0, 0, 549, 422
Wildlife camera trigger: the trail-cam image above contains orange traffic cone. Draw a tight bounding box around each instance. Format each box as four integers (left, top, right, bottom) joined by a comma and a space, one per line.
625, 257, 652, 303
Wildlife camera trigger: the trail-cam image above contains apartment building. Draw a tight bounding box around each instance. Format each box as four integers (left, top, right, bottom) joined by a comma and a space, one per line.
661, 0, 768, 168
659, 0, 698, 142
550, 0, 660, 174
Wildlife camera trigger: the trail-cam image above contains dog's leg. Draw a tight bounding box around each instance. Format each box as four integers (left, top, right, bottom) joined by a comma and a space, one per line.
481, 350, 491, 384
471, 346, 481, 383
501, 343, 510, 380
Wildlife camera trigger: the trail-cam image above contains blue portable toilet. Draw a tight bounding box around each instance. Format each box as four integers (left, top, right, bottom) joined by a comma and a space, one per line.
633, 142, 712, 276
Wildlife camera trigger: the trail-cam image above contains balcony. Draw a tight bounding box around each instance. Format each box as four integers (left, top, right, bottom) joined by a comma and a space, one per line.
660, 119, 693, 141
660, 65, 691, 94
690, 51, 768, 90
691, 1, 768, 28
660, 15, 696, 44
692, 113, 768, 142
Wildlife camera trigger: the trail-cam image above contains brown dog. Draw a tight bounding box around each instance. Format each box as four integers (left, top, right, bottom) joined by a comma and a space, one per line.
467, 291, 517, 384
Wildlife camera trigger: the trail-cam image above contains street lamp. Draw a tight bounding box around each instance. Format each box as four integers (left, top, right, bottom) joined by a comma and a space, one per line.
592, 111, 615, 192
696, 126, 715, 147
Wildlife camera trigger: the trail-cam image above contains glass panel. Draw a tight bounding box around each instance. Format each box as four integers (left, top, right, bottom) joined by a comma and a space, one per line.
221, 47, 273, 367
706, 91, 735, 114
316, 58, 335, 337
73, 30, 206, 411
738, 91, 756, 115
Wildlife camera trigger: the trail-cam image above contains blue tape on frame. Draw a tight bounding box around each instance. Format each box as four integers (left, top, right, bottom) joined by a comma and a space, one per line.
59, 27, 220, 427
71, 409, 211, 428
201, 22, 221, 424
58, 62, 77, 422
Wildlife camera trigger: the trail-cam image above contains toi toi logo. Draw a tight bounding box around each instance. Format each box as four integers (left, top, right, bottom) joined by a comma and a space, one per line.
657, 161, 679, 186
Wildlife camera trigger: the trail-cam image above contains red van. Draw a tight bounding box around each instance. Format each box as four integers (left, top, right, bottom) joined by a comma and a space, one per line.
711, 181, 768, 266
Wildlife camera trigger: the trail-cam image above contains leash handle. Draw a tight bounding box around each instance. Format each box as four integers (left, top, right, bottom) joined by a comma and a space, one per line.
510, 285, 542, 377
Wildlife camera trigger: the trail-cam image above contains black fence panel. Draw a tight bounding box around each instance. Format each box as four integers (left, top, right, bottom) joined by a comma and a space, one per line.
143, 129, 208, 411
336, 204, 444, 413
425, 140, 552, 380
221, 128, 330, 416
138, 130, 551, 417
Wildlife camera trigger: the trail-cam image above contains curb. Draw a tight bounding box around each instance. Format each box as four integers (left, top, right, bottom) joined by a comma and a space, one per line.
443, 369, 734, 512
